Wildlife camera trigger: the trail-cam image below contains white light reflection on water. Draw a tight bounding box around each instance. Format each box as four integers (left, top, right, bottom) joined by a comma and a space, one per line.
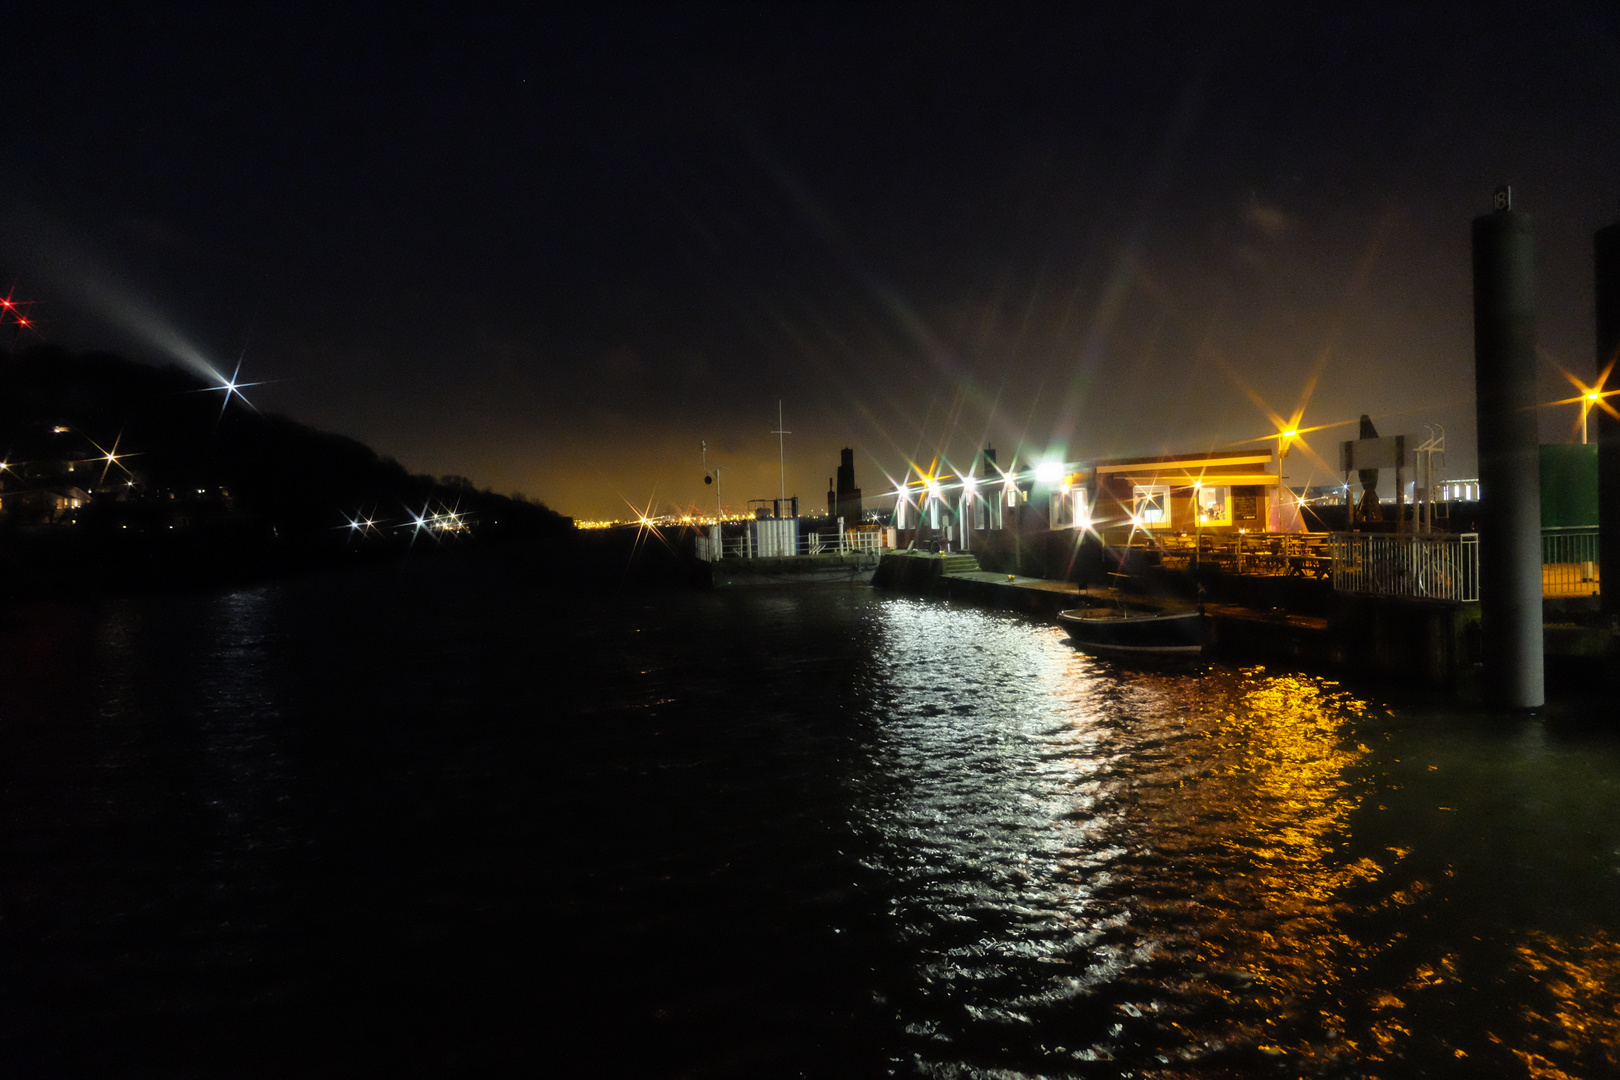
5, 579, 1618, 1077
851, 596, 1620, 1078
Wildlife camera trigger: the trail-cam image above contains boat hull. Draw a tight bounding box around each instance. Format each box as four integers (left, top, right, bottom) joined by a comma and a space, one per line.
1056, 607, 1209, 657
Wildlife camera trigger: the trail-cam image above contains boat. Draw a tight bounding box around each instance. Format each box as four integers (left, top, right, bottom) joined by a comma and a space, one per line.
1056, 605, 1210, 657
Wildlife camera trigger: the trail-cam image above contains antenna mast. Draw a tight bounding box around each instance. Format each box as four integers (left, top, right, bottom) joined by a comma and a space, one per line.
702, 440, 725, 524
771, 400, 790, 505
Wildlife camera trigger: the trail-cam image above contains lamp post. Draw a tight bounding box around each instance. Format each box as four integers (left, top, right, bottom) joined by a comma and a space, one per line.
701, 440, 729, 557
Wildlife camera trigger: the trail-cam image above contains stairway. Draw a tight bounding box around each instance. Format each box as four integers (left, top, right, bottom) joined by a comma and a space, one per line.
940, 553, 981, 575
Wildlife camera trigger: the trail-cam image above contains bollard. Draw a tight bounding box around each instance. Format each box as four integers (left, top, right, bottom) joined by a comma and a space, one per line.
1472, 189, 1545, 709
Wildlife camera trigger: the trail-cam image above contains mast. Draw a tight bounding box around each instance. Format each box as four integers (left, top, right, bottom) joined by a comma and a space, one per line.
771, 400, 791, 507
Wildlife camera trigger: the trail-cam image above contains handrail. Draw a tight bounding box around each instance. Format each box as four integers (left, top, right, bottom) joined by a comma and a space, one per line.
1329, 532, 1479, 601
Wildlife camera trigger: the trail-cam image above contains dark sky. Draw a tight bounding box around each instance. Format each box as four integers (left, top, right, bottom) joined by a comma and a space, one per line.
5, 3, 1619, 520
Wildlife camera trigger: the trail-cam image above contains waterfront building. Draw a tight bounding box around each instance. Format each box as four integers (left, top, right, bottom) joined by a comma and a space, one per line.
890, 447, 1283, 549
1083, 449, 1285, 541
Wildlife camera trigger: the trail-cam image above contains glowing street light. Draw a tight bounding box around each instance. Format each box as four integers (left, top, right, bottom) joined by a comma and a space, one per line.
1542, 354, 1619, 445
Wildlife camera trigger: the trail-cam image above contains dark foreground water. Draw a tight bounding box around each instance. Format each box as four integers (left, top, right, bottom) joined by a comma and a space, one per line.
1, 559, 1617, 1078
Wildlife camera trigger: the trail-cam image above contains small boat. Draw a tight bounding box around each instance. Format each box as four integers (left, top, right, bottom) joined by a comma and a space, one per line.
1056, 605, 1209, 657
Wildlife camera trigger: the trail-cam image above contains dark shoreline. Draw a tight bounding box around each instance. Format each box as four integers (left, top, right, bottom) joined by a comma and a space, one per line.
0, 521, 713, 606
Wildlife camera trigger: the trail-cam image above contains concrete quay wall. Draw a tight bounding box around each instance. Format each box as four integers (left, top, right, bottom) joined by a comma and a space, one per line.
873, 552, 1497, 690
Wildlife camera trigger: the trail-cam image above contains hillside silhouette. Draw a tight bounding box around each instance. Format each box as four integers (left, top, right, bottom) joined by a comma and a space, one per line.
0, 345, 574, 596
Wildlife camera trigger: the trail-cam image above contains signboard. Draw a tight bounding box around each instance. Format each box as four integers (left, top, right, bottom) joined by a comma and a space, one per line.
1340, 436, 1408, 472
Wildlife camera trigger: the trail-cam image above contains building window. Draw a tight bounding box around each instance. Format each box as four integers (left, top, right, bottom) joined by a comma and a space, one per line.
972, 491, 1003, 530
1049, 488, 1090, 530
1194, 485, 1230, 526
1132, 485, 1171, 529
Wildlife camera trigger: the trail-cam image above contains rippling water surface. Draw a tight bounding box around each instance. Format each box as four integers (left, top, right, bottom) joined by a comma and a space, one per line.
2, 561, 1617, 1077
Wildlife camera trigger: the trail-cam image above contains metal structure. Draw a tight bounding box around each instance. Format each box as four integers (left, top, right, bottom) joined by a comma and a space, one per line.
1472, 189, 1544, 707
1330, 532, 1481, 602
694, 518, 887, 562
1541, 526, 1601, 597
1597, 219, 1620, 621
771, 401, 790, 507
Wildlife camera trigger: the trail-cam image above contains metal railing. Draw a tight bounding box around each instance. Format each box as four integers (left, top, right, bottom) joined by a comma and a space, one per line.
695, 530, 762, 562
1330, 532, 1480, 601
695, 523, 888, 562
1121, 526, 1599, 600
1542, 526, 1600, 597
1103, 524, 1603, 600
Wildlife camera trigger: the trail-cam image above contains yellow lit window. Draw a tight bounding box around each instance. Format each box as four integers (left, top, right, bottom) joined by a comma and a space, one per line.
1195, 485, 1231, 525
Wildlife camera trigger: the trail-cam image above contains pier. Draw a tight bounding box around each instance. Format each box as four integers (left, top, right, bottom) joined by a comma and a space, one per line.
873, 548, 1614, 692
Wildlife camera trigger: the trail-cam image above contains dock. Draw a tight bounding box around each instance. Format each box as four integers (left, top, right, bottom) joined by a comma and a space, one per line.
872, 550, 1615, 691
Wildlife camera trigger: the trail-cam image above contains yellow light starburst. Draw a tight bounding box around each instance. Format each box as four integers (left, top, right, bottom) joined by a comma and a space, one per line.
1541, 351, 1619, 444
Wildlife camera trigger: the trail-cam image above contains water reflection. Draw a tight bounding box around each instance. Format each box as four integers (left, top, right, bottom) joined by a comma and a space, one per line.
1509, 930, 1620, 1078
855, 598, 1620, 1078
87, 587, 304, 1027
5, 580, 1619, 1077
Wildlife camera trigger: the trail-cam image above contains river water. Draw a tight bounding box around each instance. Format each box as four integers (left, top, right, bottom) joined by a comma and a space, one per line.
1, 559, 1616, 1078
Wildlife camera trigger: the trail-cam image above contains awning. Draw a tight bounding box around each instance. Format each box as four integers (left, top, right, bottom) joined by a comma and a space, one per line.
1109, 472, 1279, 487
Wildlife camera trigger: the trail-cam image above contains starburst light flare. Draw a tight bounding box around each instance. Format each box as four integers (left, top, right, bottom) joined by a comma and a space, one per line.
1541, 352, 1619, 444
83, 430, 141, 486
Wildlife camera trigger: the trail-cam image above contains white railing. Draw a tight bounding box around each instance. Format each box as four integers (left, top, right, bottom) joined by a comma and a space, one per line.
847, 529, 885, 555
806, 531, 836, 555
1330, 532, 1480, 601
695, 520, 889, 562
801, 522, 887, 555
694, 531, 762, 562
1542, 526, 1599, 597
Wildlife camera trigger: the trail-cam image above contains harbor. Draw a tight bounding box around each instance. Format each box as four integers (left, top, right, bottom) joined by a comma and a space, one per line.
870, 547, 1613, 693
688, 194, 1620, 703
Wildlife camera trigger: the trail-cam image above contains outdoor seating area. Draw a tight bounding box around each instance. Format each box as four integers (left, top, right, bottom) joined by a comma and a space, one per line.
1153, 531, 1335, 579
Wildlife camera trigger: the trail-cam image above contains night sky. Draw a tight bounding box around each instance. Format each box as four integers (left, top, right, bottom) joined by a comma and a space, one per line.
5, 3, 1619, 521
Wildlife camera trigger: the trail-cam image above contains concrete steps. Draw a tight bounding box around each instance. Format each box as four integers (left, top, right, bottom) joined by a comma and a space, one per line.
940, 554, 981, 575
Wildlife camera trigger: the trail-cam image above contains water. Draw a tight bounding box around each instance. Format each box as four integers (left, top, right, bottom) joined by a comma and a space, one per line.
1, 559, 1617, 1077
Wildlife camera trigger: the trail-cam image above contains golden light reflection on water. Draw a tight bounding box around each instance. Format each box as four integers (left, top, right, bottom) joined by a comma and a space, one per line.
1062, 664, 1386, 1069
865, 601, 1620, 1078
1505, 931, 1620, 1079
